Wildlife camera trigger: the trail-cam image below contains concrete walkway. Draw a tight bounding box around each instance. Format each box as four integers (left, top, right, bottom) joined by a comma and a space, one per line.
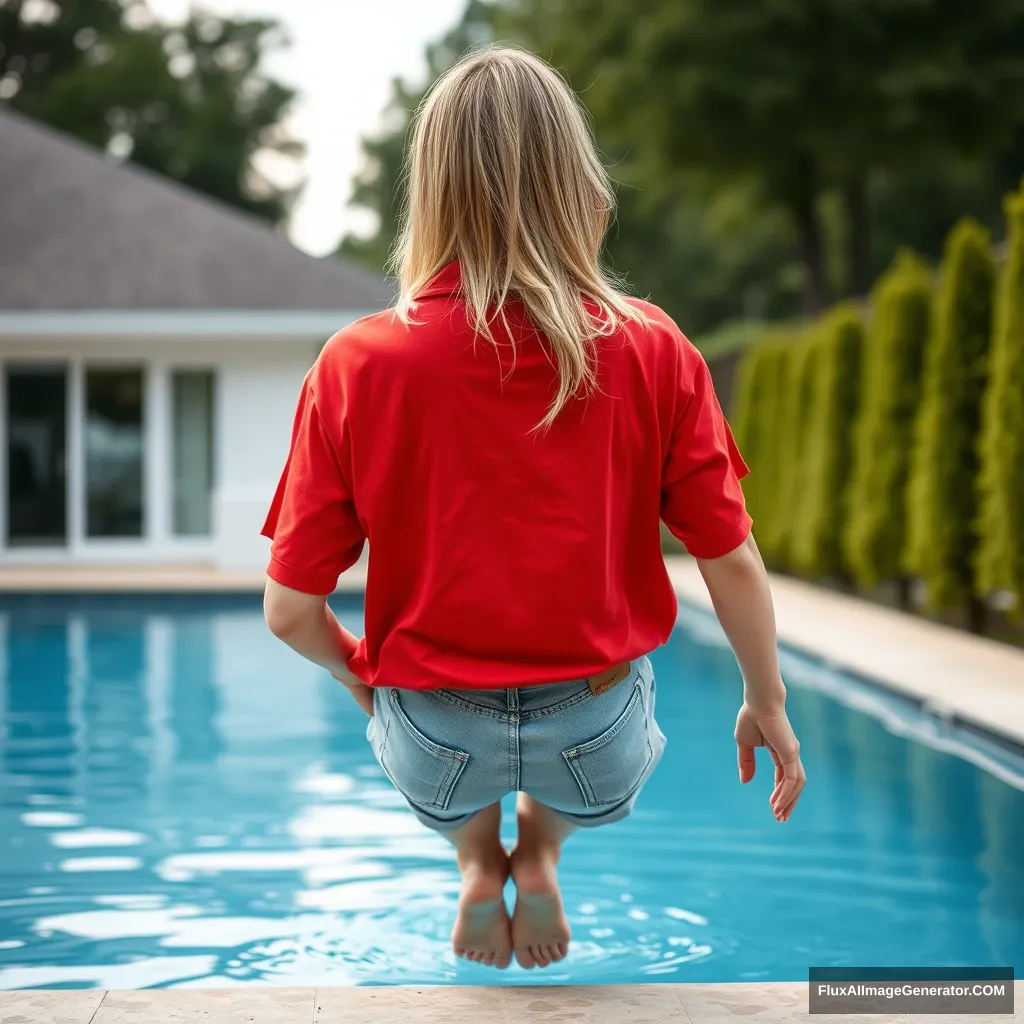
5, 982, 1019, 1022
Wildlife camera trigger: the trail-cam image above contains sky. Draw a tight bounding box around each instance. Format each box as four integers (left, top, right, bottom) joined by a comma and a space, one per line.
147, 0, 468, 256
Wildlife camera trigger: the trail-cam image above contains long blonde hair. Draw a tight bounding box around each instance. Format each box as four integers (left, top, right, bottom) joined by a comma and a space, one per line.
391, 45, 649, 430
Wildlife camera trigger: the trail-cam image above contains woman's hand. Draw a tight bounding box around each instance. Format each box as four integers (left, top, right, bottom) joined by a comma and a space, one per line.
334, 673, 375, 717
734, 703, 805, 822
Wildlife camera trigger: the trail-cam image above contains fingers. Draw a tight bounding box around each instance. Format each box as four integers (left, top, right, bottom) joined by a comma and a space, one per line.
770, 758, 806, 822
737, 742, 756, 783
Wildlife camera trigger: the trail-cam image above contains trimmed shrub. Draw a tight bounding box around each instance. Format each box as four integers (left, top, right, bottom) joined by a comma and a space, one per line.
975, 185, 1024, 614
730, 337, 790, 548
762, 332, 817, 568
790, 304, 864, 579
843, 251, 933, 591
904, 219, 996, 616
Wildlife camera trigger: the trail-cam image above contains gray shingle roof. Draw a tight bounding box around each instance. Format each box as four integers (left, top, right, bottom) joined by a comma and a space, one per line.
0, 107, 395, 311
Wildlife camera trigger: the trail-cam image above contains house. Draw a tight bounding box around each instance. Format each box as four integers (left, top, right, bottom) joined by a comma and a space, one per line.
0, 108, 392, 572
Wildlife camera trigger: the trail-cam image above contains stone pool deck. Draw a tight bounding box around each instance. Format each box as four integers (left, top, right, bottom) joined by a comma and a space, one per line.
1, 557, 1022, 1023
2, 983, 1020, 1023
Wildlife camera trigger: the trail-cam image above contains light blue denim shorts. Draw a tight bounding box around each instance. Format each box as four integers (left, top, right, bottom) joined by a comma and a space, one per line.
367, 656, 666, 832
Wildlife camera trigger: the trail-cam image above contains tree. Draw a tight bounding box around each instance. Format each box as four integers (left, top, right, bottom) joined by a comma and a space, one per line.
1, 0, 302, 223
904, 219, 996, 627
790, 304, 864, 579
843, 251, 932, 602
975, 183, 1024, 616
501, 0, 1024, 312
764, 332, 818, 570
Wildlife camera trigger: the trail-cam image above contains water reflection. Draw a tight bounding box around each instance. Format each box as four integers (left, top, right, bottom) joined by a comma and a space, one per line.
169, 617, 221, 766
0, 595, 1021, 989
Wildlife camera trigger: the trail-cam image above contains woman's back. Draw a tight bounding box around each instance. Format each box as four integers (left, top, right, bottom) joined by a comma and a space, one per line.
264, 256, 748, 690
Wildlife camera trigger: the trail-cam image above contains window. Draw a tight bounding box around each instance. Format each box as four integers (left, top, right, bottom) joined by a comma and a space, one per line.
85, 368, 144, 538
171, 370, 215, 537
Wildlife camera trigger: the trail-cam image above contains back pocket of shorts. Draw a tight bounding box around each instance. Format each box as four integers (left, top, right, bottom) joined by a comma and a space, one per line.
563, 684, 653, 808
380, 690, 469, 810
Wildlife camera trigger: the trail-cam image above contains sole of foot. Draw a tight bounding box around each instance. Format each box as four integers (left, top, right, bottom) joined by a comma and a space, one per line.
452, 860, 513, 970
510, 849, 571, 969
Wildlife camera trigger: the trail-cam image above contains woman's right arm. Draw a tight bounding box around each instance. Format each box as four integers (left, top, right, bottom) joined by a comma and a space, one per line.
696, 533, 806, 822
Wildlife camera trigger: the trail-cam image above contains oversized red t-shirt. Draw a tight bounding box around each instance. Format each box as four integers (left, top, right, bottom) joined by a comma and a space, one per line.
262, 261, 751, 691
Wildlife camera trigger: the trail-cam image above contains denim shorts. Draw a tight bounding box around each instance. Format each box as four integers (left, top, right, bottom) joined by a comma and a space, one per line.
366, 656, 666, 832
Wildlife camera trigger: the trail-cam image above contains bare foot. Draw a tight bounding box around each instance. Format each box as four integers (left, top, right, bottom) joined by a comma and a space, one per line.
510, 847, 571, 969
451, 852, 513, 969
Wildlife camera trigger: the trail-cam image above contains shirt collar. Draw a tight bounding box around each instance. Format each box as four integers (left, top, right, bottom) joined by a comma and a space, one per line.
414, 259, 463, 302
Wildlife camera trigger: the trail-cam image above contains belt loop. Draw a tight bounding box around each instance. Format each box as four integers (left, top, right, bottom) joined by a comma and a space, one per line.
506, 687, 519, 711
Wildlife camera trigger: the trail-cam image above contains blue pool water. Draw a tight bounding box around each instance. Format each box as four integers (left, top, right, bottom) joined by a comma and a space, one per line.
0, 594, 1021, 990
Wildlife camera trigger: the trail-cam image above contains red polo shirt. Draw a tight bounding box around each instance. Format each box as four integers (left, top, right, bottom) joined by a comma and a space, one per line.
262, 262, 751, 691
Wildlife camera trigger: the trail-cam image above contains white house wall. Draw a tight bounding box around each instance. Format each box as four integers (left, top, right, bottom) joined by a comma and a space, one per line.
0, 337, 320, 571
214, 350, 316, 571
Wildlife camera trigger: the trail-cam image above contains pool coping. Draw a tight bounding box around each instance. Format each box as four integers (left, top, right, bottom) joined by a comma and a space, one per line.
5, 981, 1020, 1022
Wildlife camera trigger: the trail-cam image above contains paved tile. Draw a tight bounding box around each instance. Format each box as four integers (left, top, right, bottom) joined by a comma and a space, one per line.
501, 984, 688, 1022
674, 983, 909, 1023
0, 989, 105, 1024
91, 987, 314, 1024
314, 986, 504, 1023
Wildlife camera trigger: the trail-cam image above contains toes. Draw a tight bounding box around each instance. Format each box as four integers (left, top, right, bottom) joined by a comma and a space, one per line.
546, 944, 562, 963
557, 943, 569, 959
496, 955, 512, 970
515, 947, 537, 969
482, 953, 496, 967
531, 944, 551, 968
454, 947, 466, 959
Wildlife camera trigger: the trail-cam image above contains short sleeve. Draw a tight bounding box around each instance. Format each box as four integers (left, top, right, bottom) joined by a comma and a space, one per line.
261, 378, 365, 594
661, 348, 752, 559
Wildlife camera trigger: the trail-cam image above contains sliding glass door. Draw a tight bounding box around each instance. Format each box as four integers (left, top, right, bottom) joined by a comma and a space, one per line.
5, 366, 68, 546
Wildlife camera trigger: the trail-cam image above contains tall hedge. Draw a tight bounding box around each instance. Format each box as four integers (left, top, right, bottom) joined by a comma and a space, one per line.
975, 185, 1024, 614
904, 219, 996, 615
843, 251, 932, 591
763, 333, 817, 568
790, 304, 864, 579
730, 337, 789, 545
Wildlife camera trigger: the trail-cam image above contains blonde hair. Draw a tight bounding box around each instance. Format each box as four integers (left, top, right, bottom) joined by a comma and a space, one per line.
391, 45, 649, 430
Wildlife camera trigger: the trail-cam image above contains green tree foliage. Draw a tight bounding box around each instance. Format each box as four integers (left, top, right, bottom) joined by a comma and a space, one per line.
904, 220, 996, 616
975, 184, 1024, 613
503, 0, 1024, 313
762, 333, 818, 569
728, 337, 789, 546
843, 252, 933, 591
0, 0, 301, 222
790, 305, 864, 579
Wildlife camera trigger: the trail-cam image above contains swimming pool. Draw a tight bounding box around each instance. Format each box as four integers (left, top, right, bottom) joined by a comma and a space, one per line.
0, 594, 1021, 989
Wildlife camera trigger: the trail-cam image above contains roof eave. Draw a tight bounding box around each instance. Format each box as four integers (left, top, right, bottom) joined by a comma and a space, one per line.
0, 309, 382, 342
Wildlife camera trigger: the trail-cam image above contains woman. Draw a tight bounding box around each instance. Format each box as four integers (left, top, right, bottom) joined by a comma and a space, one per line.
262, 45, 805, 972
